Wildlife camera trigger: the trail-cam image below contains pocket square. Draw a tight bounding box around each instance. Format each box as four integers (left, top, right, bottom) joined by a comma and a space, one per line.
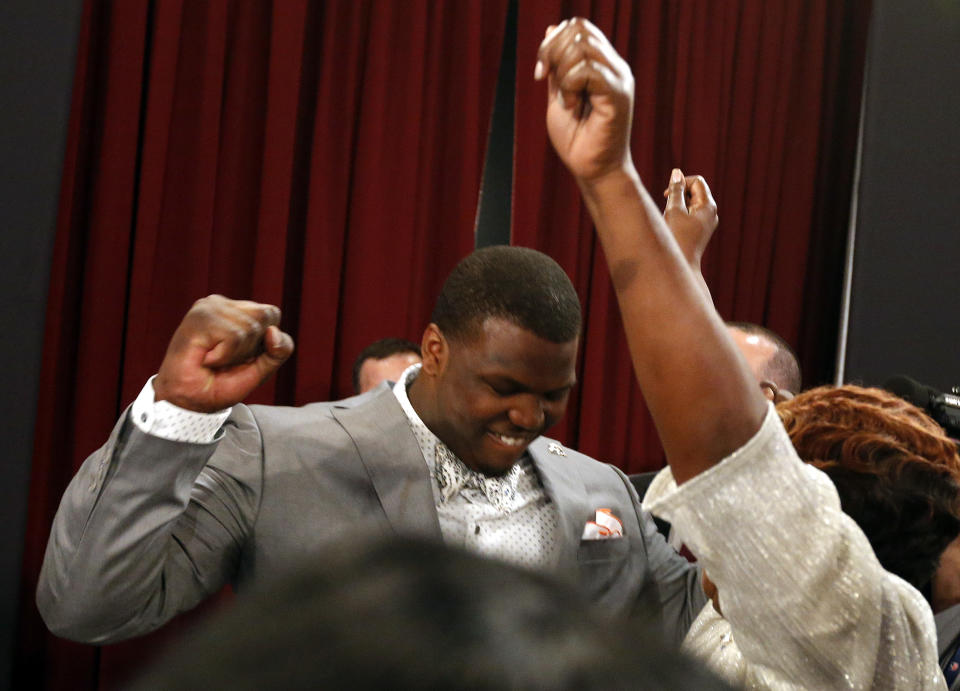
582, 508, 623, 540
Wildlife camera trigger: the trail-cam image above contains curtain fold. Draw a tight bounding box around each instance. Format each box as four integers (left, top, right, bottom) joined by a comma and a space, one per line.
17, 2, 507, 688
512, 0, 870, 472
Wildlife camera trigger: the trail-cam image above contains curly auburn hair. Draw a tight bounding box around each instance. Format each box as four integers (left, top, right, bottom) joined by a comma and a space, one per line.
777, 385, 960, 598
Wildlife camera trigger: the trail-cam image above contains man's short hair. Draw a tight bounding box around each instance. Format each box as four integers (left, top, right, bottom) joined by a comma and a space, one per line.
431, 246, 582, 344
351, 338, 421, 393
727, 321, 802, 393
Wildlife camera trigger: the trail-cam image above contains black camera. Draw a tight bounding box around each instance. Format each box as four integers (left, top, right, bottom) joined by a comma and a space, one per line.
883, 376, 960, 440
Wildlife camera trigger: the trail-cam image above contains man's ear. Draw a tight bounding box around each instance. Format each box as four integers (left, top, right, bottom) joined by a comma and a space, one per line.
419, 324, 447, 376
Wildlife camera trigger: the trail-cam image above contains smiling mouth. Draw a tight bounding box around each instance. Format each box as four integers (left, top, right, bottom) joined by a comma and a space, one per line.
488, 431, 532, 448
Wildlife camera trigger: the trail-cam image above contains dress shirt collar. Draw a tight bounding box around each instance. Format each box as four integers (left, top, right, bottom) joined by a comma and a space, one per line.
392, 364, 439, 473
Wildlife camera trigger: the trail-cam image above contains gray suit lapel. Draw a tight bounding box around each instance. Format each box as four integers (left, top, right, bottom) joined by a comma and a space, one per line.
331, 389, 442, 540
528, 438, 589, 572
937, 603, 960, 660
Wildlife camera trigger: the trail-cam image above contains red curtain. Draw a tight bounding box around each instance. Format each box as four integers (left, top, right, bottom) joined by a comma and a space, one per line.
512, 0, 870, 472
16, 1, 507, 688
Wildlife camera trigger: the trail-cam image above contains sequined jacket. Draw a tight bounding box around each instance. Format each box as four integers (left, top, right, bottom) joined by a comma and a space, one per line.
645, 404, 945, 690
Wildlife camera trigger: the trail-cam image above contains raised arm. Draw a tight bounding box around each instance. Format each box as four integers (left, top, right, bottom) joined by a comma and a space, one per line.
38, 295, 293, 641
662, 173, 717, 303
154, 294, 294, 412
535, 19, 765, 483
536, 21, 945, 690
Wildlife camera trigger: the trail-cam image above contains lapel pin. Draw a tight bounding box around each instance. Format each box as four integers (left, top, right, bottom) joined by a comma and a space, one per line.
547, 442, 566, 456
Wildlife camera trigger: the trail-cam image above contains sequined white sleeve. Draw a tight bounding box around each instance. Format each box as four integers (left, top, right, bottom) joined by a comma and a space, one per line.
644, 403, 945, 690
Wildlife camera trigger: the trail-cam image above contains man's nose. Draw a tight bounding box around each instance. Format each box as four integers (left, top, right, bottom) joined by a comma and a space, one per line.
508, 395, 544, 431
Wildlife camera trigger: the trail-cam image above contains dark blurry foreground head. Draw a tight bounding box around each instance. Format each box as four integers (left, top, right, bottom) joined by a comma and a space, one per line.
131, 537, 734, 691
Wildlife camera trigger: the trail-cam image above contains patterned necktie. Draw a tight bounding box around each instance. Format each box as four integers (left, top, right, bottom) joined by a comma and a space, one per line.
433, 442, 524, 513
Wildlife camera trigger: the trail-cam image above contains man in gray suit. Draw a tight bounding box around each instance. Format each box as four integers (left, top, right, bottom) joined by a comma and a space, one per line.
37, 246, 704, 645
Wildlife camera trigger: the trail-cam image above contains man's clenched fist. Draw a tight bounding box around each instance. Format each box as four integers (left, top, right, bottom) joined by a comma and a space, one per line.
153, 295, 294, 413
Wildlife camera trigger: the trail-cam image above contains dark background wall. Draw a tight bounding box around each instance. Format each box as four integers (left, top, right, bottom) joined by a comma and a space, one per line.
841, 0, 960, 392
0, 0, 83, 685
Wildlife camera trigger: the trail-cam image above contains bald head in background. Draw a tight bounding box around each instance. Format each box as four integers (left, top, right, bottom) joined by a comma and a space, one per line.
352, 338, 422, 394
727, 322, 801, 402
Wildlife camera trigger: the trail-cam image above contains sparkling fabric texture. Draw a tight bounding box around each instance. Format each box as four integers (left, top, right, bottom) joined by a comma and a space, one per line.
393, 365, 561, 570
644, 403, 945, 690
132, 377, 229, 444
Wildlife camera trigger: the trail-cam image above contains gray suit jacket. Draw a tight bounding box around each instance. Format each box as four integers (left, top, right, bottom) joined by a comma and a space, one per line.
37, 386, 704, 645
938, 604, 960, 690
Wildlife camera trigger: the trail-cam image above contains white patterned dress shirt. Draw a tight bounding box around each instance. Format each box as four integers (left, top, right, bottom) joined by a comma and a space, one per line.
131, 376, 230, 443
392, 365, 561, 570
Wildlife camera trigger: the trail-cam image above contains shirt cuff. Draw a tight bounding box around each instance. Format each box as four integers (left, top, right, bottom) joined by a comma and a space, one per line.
131, 376, 231, 443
